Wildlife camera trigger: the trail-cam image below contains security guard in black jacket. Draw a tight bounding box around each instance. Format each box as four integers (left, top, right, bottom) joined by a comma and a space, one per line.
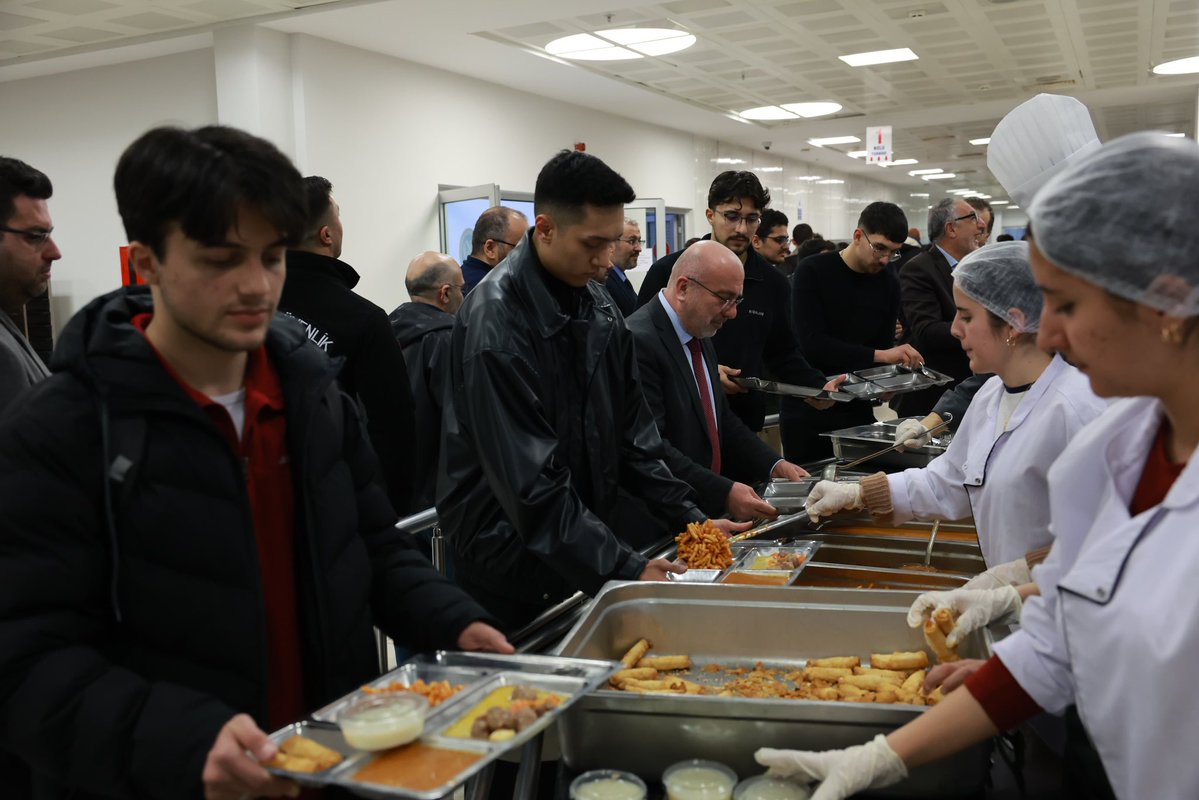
439, 150, 749, 630
635, 171, 828, 431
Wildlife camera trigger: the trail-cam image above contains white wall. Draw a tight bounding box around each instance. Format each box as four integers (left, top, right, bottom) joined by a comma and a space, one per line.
1, 30, 914, 329
0, 48, 217, 331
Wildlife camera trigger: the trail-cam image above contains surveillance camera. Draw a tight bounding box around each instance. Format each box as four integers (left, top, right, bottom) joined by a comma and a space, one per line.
763, 141, 773, 150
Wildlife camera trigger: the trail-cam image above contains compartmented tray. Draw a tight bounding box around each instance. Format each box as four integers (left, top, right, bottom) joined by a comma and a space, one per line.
669, 542, 819, 585
266, 652, 617, 800
729, 376, 856, 403
762, 473, 873, 512
823, 364, 952, 402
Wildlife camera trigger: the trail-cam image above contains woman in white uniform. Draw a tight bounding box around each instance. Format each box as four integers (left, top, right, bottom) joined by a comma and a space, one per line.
804, 240, 1105, 570
754, 131, 1199, 800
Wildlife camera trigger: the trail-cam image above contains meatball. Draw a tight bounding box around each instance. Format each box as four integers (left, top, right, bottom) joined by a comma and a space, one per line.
511, 686, 539, 701
513, 707, 539, 732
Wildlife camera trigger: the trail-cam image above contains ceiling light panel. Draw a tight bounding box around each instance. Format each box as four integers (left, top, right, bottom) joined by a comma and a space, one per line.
839, 47, 919, 67
923, 173, 957, 180
738, 105, 799, 120
1152, 56, 1199, 75
969, 137, 991, 145
780, 101, 843, 117
809, 135, 861, 146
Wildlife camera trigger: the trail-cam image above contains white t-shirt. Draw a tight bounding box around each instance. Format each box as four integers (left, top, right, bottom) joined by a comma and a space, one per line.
997, 383, 1029, 433
213, 388, 247, 441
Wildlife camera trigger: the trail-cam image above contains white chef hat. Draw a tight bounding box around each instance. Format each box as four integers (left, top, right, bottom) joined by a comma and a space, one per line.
1029, 131, 1199, 318
986, 94, 1101, 208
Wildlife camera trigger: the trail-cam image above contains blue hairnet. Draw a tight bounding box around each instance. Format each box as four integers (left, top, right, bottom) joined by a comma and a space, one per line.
1030, 131, 1199, 317
953, 241, 1041, 332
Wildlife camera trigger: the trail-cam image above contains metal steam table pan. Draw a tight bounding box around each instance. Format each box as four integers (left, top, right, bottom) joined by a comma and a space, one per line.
822, 420, 951, 471
554, 583, 991, 798
824, 364, 953, 402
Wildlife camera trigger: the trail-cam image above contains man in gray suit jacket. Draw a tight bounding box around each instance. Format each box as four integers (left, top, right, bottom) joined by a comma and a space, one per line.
625, 241, 808, 519
0, 157, 59, 413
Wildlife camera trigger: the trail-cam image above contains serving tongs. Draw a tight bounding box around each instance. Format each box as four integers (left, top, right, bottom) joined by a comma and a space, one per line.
729, 509, 823, 544
820, 412, 955, 480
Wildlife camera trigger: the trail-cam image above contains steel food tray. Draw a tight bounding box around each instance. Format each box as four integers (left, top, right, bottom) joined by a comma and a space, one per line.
762, 473, 873, 512
554, 583, 991, 798
821, 420, 951, 470
730, 376, 855, 403
266, 652, 617, 800
823, 364, 952, 402
310, 657, 497, 724
670, 542, 819, 585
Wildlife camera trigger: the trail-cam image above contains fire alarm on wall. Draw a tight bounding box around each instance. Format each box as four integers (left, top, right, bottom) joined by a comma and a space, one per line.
574, 142, 586, 152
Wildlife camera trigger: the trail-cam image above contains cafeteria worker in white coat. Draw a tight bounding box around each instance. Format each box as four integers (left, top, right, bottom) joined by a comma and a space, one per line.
803, 241, 1106, 570
754, 131, 1199, 800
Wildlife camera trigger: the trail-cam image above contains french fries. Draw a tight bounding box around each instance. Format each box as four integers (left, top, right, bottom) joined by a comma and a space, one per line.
675, 520, 733, 569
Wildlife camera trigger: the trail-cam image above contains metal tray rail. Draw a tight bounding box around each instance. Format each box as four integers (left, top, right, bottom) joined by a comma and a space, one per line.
554, 584, 992, 798
268, 652, 618, 800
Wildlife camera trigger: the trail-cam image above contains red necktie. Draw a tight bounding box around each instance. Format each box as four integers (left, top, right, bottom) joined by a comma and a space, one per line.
686, 337, 721, 474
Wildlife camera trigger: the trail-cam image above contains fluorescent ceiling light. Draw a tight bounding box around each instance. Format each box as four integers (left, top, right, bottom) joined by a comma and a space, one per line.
1009, 205, 1020, 209
885, 158, 919, 166
847, 150, 868, 158
909, 168, 942, 176
990, 200, 1009, 205
780, 101, 842, 118
1153, 56, 1199, 75
545, 28, 695, 61
809, 135, 861, 146
923, 173, 957, 180
950, 189, 975, 195
713, 157, 746, 164
796, 175, 824, 181
969, 137, 991, 145
839, 47, 919, 67
910, 193, 929, 198
755, 166, 784, 172
1165, 132, 1186, 137
816, 179, 845, 184
738, 105, 798, 121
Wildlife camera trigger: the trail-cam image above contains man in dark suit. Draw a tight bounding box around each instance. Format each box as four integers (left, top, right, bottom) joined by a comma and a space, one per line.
603, 217, 641, 316
626, 241, 808, 520
893, 196, 986, 416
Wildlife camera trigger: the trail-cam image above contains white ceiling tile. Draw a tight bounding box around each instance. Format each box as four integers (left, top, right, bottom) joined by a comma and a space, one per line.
0, 10, 46, 29
25, 0, 116, 15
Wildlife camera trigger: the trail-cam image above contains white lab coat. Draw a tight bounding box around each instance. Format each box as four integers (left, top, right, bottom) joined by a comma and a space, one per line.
993, 396, 1199, 799
888, 355, 1106, 566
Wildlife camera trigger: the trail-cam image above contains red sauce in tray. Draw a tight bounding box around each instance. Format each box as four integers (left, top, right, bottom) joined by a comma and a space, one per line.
352, 742, 483, 790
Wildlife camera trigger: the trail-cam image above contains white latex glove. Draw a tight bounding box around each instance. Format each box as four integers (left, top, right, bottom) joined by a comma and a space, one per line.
963, 557, 1032, 591
804, 481, 862, 522
755, 735, 907, 800
907, 586, 1023, 648
894, 418, 931, 451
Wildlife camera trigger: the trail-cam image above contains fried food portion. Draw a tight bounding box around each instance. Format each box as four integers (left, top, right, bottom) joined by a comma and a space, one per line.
637, 655, 692, 671
807, 656, 861, 669
802, 666, 853, 682
675, 520, 733, 569
263, 736, 343, 773
870, 651, 930, 671
610, 667, 658, 687
923, 618, 960, 663
363, 678, 465, 707
620, 638, 651, 668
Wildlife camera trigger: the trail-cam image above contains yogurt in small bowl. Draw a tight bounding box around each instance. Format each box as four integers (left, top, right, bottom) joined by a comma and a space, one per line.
338, 693, 428, 751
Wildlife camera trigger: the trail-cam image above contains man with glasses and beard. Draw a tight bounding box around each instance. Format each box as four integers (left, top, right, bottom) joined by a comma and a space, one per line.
462, 206, 528, 294
636, 171, 836, 432
604, 217, 642, 316
780, 202, 923, 462
0, 157, 61, 414
894, 197, 986, 417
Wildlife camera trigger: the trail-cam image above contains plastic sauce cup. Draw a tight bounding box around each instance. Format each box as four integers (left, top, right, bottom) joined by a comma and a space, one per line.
734, 775, 812, 800
338, 693, 428, 751
569, 769, 648, 800
663, 760, 738, 800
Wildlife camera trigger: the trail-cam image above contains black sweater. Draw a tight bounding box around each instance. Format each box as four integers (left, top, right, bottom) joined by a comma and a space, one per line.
790, 251, 899, 374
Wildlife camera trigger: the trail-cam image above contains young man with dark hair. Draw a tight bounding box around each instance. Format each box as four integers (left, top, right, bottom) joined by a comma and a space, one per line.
781, 201, 923, 461
440, 150, 748, 629
0, 156, 60, 413
780, 221, 815, 277
751, 208, 791, 269
0, 125, 507, 800
279, 174, 419, 513
636, 171, 833, 431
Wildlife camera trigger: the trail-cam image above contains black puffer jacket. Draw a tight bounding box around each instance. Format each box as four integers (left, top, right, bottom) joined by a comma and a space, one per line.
438, 231, 704, 623
0, 288, 492, 800
389, 302, 455, 510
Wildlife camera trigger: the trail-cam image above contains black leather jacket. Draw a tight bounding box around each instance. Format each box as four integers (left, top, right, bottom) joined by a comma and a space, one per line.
438, 231, 704, 617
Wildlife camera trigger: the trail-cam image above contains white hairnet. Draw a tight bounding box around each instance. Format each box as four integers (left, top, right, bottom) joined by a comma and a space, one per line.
987, 94, 1101, 207
1029, 131, 1199, 318
953, 241, 1041, 332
